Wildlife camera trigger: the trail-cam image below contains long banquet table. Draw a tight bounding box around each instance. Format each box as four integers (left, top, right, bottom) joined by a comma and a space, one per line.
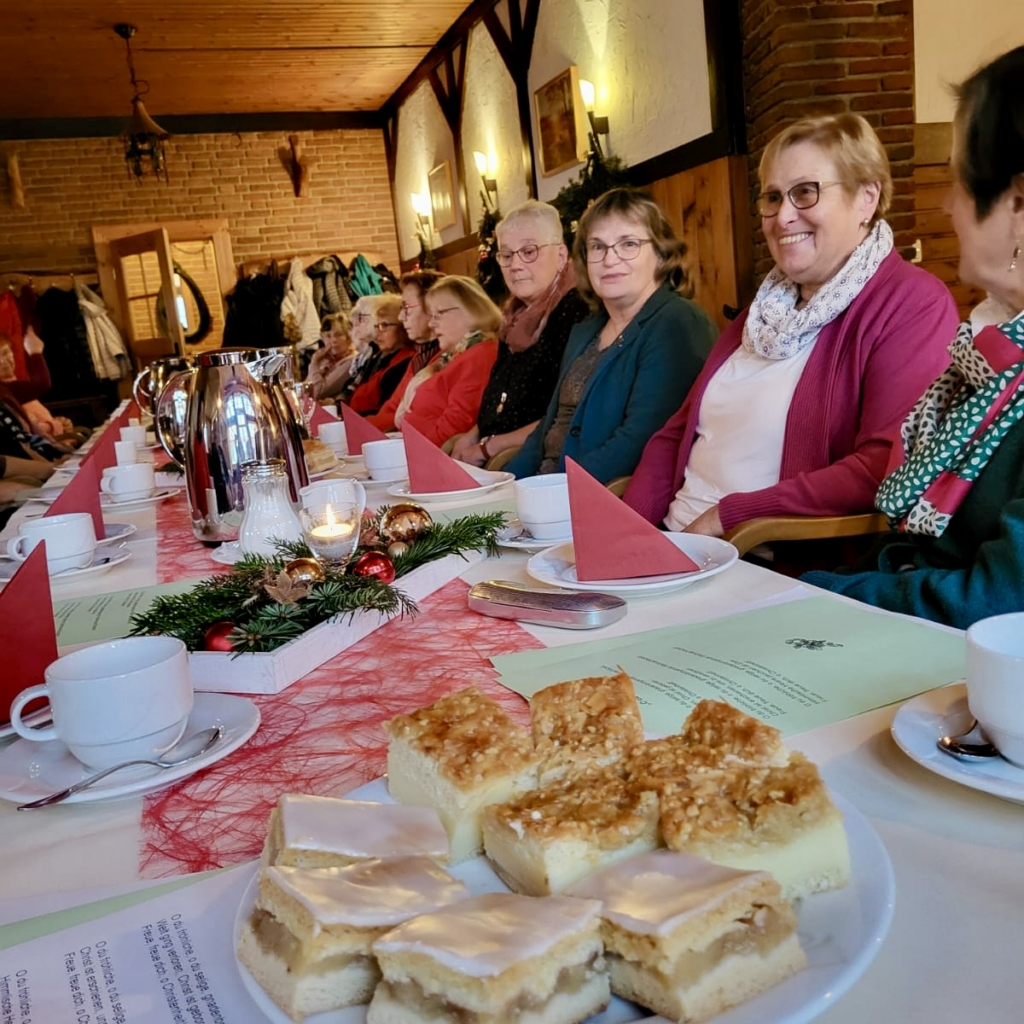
1, 479, 1021, 1024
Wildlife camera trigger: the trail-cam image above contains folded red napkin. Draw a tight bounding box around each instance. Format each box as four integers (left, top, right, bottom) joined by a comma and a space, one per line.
340, 403, 389, 454
80, 403, 134, 471
1, 544, 57, 724
566, 458, 700, 581
44, 459, 104, 539
402, 423, 481, 493
309, 403, 337, 432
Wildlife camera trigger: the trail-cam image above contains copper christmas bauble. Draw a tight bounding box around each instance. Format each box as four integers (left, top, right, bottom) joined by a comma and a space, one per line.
379, 503, 433, 544
202, 620, 237, 652
283, 557, 326, 585
351, 551, 396, 584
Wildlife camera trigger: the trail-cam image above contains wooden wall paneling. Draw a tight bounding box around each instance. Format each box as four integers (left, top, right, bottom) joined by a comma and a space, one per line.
647, 155, 751, 333
436, 248, 480, 278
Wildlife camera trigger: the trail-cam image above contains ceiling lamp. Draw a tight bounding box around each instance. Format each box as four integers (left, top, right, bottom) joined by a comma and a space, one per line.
114, 23, 170, 183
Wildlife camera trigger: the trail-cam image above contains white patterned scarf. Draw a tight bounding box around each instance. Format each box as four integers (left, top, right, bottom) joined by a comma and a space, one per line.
743, 220, 894, 359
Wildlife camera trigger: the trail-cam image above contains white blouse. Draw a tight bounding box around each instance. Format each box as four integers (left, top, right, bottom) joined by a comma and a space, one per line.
664, 341, 817, 530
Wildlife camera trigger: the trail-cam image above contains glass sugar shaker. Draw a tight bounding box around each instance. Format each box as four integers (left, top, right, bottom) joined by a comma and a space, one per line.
238, 459, 304, 557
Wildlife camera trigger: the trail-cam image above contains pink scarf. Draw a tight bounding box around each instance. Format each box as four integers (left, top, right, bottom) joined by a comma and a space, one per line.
500, 263, 577, 354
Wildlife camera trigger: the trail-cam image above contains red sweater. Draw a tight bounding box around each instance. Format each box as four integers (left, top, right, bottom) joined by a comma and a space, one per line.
401, 340, 499, 446
624, 252, 959, 531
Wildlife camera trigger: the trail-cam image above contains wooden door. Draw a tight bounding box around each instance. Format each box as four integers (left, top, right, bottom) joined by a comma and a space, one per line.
107, 228, 185, 367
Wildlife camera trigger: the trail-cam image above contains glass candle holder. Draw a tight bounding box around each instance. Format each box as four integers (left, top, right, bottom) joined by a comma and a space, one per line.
300, 502, 361, 565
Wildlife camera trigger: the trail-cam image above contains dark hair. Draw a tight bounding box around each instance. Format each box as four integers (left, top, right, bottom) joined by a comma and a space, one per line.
954, 45, 1024, 219
572, 188, 693, 308
399, 269, 445, 300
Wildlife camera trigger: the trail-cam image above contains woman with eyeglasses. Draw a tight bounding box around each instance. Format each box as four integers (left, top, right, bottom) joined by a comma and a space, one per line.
450, 200, 589, 467
802, 47, 1024, 627
347, 295, 415, 416
366, 269, 444, 431
395, 276, 501, 446
625, 113, 958, 542
505, 188, 715, 483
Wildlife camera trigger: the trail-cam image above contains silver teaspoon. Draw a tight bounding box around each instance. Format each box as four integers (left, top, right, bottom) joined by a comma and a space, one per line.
17, 726, 224, 810
936, 718, 1000, 762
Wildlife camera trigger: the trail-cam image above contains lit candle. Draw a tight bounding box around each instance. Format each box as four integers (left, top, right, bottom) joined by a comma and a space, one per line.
303, 503, 359, 563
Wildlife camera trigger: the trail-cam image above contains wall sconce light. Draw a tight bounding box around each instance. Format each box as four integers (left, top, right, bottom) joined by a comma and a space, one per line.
410, 192, 434, 256
473, 151, 499, 211
579, 80, 610, 158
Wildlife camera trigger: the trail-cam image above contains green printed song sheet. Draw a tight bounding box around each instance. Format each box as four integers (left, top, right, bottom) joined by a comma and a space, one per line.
493, 597, 965, 736
53, 580, 198, 647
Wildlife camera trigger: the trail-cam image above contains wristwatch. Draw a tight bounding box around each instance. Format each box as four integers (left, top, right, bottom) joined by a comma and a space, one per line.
479, 435, 495, 460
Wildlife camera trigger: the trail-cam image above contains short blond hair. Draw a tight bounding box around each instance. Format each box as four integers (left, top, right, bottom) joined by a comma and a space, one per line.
425, 276, 502, 335
759, 113, 892, 223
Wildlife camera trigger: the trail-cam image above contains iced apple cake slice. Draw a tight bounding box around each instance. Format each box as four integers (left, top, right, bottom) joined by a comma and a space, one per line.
568, 849, 805, 1023
368, 892, 608, 1024
236, 856, 469, 1022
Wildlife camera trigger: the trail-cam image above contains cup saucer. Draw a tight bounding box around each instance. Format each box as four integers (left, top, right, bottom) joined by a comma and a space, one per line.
0, 546, 132, 584
0, 693, 261, 805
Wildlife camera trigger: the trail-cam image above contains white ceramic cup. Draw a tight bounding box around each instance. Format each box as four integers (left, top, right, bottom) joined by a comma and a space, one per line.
317, 420, 348, 454
362, 438, 408, 482
300, 478, 366, 519
114, 439, 140, 465
966, 612, 1024, 767
6, 512, 97, 574
514, 473, 572, 540
8, 636, 194, 770
100, 462, 156, 502
120, 424, 147, 446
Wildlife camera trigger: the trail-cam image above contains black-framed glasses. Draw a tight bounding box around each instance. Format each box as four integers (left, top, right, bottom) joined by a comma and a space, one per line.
584, 238, 651, 263
428, 306, 459, 321
353, 312, 372, 323
757, 180, 844, 217
495, 243, 557, 266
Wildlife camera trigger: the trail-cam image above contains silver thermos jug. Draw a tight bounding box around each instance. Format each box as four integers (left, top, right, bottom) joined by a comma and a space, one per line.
154, 348, 308, 542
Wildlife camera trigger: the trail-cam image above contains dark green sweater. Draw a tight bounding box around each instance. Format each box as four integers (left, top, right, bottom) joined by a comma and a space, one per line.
802, 417, 1024, 629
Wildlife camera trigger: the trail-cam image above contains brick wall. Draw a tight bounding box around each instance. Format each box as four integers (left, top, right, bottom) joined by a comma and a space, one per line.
740, 0, 915, 279
0, 129, 400, 276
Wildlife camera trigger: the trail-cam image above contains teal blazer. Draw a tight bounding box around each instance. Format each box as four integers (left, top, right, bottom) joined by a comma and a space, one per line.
507, 285, 715, 484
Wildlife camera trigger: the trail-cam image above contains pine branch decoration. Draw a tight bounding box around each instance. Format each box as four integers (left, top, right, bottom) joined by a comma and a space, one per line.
129, 508, 505, 654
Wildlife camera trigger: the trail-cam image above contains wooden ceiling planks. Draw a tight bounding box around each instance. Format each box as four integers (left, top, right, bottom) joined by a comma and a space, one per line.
0, 0, 471, 119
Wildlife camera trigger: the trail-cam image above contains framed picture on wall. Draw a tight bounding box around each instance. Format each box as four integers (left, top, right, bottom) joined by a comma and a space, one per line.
534, 65, 589, 177
428, 160, 457, 231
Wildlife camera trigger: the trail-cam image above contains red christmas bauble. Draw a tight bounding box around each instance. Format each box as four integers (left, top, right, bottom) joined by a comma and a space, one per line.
203, 620, 237, 652
351, 551, 396, 584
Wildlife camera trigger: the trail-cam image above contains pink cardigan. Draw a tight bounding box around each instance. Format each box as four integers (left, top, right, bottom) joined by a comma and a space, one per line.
401, 339, 499, 446
623, 252, 960, 531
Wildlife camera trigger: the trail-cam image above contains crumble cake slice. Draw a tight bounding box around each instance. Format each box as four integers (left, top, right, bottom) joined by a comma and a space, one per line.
384, 686, 538, 862
482, 766, 660, 896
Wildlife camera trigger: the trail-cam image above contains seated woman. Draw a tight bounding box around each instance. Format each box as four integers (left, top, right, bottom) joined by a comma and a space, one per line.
336, 294, 389, 407
505, 188, 715, 484
305, 312, 356, 400
803, 46, 1024, 629
624, 113, 959, 535
451, 200, 589, 467
395, 276, 501, 446
348, 296, 415, 416
367, 269, 444, 431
